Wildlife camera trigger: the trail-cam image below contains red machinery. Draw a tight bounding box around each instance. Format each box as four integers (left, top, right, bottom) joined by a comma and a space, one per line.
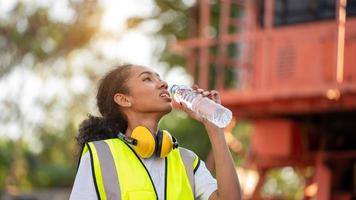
172, 0, 356, 199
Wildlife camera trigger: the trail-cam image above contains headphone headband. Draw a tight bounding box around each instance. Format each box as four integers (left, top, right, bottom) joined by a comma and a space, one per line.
117, 131, 137, 145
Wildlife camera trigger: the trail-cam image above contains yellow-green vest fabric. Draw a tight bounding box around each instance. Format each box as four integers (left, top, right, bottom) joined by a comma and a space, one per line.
80, 138, 200, 200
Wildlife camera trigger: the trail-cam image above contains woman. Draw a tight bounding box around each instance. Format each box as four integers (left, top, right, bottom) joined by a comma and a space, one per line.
70, 64, 242, 200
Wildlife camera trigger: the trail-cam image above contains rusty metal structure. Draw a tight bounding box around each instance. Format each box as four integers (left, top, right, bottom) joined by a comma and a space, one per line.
172, 0, 356, 199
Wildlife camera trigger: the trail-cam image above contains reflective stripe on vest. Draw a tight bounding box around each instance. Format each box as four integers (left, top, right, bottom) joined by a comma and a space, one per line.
178, 148, 198, 197
84, 138, 199, 200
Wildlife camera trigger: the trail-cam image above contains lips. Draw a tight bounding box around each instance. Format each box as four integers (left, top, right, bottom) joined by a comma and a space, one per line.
160, 90, 172, 101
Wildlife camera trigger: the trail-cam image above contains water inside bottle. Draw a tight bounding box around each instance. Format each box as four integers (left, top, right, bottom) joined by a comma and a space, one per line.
170, 84, 233, 128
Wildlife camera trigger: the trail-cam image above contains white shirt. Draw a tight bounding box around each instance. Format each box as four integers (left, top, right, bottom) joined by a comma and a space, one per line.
70, 152, 217, 200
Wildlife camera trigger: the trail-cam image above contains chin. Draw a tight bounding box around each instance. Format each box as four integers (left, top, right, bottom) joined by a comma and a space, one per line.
163, 105, 173, 114
160, 104, 173, 116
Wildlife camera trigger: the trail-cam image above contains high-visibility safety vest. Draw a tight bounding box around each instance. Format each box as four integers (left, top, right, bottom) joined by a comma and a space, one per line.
80, 138, 201, 200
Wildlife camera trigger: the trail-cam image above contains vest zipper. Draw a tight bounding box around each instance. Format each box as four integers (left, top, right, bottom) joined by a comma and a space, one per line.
123, 142, 159, 200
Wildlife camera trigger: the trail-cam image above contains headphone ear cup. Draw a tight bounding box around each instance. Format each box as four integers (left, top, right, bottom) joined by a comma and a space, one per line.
159, 130, 174, 158
130, 126, 156, 158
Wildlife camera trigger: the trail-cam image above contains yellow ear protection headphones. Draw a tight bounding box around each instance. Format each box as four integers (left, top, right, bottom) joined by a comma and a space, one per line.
117, 126, 178, 158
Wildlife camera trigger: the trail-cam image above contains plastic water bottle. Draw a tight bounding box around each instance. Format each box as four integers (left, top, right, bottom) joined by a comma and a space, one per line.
169, 84, 233, 128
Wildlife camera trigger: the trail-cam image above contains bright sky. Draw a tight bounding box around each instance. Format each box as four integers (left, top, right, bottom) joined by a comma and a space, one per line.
0, 0, 192, 140
96, 0, 193, 85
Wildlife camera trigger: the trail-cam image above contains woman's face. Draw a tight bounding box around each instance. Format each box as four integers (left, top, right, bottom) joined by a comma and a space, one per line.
124, 66, 172, 115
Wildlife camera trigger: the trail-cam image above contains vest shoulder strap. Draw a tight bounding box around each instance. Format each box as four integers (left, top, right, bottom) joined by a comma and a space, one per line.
87, 140, 122, 200
75, 144, 89, 173
178, 147, 200, 196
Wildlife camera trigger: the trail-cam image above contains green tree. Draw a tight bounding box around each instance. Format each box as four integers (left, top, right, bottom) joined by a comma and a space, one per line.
0, 0, 103, 191
0, 0, 102, 75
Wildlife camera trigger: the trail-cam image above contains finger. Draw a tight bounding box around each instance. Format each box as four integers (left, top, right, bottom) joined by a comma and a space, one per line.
210, 90, 219, 99
208, 90, 221, 103
196, 88, 204, 94
192, 84, 199, 90
202, 91, 210, 97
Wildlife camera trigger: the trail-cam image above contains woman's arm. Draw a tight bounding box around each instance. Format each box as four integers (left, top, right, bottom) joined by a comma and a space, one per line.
204, 123, 242, 200
70, 153, 98, 200
179, 86, 242, 200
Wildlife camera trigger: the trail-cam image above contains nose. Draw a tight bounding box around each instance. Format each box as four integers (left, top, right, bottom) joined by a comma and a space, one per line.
158, 80, 168, 89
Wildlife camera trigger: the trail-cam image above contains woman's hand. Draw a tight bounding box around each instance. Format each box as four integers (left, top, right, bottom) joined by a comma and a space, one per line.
177, 85, 242, 200
177, 85, 222, 129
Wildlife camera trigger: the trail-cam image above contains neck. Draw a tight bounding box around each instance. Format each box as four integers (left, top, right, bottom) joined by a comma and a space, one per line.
125, 112, 162, 137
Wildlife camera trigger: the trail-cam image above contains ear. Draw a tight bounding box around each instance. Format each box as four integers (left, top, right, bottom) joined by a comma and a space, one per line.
114, 93, 132, 107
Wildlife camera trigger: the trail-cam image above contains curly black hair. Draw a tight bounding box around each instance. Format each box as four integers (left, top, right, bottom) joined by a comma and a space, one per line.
76, 64, 132, 148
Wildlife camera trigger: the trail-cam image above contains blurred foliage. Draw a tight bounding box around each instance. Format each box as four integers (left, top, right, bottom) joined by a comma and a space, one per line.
231, 120, 252, 166
261, 167, 304, 199
0, 0, 102, 76
127, 3, 188, 75
127, 0, 243, 89
0, 140, 16, 189
0, 0, 103, 192
28, 121, 78, 188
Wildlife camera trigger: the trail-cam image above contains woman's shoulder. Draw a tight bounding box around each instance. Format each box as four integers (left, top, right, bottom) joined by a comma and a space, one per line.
176, 147, 200, 170
177, 147, 198, 158
79, 138, 119, 159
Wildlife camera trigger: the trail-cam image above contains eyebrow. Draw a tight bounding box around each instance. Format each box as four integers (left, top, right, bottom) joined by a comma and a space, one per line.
137, 71, 160, 78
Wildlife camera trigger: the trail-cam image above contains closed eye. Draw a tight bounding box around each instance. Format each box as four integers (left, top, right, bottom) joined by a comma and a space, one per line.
143, 77, 152, 81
